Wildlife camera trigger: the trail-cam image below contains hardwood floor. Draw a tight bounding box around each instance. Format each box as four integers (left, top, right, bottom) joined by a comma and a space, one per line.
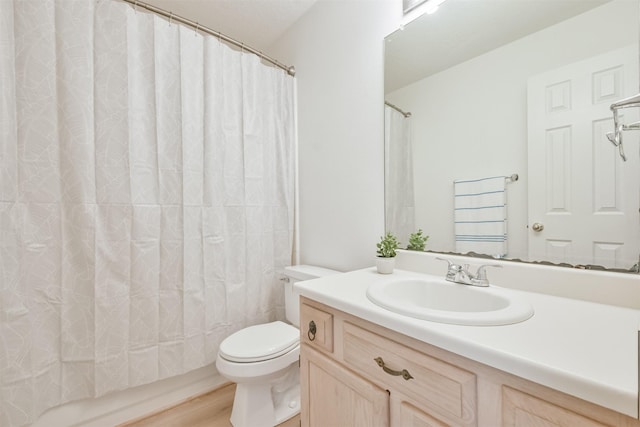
121, 383, 300, 427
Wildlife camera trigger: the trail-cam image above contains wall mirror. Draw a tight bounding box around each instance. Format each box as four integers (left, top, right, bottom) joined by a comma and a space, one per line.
384, 0, 640, 272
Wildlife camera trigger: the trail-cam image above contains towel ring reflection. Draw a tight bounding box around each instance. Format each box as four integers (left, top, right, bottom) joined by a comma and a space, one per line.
606, 124, 627, 162
606, 94, 640, 162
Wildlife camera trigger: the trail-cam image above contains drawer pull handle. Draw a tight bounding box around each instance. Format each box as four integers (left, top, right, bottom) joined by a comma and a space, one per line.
308, 320, 317, 341
374, 357, 413, 381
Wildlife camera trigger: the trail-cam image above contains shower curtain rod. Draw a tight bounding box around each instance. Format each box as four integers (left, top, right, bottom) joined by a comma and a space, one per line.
120, 0, 296, 76
385, 101, 411, 118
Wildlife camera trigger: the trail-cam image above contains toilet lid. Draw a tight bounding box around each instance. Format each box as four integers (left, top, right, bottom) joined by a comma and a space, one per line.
219, 321, 299, 363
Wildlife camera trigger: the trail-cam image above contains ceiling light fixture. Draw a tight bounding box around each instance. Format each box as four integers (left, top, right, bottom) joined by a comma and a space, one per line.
424, 0, 448, 14
402, 0, 449, 26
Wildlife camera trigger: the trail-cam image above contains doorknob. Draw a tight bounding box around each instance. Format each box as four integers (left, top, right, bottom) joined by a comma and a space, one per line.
532, 223, 544, 232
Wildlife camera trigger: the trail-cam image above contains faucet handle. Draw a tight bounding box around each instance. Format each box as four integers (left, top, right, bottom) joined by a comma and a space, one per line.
436, 257, 462, 282
436, 257, 462, 271
435, 256, 452, 266
473, 264, 502, 285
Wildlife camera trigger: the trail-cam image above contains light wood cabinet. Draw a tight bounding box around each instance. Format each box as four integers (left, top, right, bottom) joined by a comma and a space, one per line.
299, 297, 640, 427
300, 300, 474, 426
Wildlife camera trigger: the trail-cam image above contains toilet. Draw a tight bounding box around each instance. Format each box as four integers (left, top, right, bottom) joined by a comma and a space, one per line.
216, 265, 340, 427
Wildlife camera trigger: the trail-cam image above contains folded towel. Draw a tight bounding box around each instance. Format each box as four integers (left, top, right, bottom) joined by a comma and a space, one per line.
454, 176, 507, 257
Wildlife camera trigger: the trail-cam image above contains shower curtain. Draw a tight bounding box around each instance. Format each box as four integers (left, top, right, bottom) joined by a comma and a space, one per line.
0, 0, 295, 425
384, 105, 414, 245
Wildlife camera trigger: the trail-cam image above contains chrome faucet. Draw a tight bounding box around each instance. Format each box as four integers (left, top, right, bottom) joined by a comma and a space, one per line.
436, 257, 502, 287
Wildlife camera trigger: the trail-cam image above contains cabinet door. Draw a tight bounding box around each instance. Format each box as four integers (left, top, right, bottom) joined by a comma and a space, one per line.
393, 398, 450, 427
300, 344, 389, 427
502, 387, 609, 427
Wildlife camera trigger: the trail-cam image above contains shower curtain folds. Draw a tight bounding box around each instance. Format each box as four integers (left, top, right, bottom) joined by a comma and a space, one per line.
0, 0, 295, 425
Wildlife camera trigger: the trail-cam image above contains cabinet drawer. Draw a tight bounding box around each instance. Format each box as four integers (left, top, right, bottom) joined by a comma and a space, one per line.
343, 322, 476, 426
300, 303, 333, 353
502, 387, 609, 427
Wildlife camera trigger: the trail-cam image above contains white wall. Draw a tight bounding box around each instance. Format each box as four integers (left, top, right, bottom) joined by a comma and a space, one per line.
386, 1, 638, 260
270, 0, 403, 272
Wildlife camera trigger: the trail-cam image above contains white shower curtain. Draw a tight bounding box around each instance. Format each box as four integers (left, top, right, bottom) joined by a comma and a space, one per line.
384, 105, 414, 245
0, 0, 295, 425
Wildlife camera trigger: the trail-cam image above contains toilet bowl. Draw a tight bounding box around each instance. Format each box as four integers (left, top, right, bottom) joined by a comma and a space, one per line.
215, 265, 340, 427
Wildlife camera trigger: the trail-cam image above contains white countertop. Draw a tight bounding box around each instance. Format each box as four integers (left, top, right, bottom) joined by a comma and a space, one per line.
295, 268, 640, 418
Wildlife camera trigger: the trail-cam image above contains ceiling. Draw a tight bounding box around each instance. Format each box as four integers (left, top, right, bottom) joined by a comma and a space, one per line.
136, 0, 612, 90
143, 0, 318, 53
385, 0, 611, 93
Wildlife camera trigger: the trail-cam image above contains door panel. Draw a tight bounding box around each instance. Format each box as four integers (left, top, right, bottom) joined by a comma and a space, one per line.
527, 45, 640, 268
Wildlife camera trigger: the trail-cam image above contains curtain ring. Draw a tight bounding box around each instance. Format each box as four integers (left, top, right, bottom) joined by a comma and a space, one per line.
168, 12, 173, 26
194, 22, 199, 36
133, 0, 138, 12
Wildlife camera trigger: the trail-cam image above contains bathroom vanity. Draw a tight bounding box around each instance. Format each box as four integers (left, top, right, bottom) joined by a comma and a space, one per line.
295, 262, 640, 427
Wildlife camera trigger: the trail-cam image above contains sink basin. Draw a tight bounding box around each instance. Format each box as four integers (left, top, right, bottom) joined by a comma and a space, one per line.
366, 278, 534, 326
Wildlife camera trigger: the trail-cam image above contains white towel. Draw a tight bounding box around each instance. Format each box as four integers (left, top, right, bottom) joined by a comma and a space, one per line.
454, 176, 507, 257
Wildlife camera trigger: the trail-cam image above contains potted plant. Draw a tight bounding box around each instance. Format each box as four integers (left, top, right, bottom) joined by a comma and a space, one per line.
407, 229, 429, 251
376, 232, 400, 274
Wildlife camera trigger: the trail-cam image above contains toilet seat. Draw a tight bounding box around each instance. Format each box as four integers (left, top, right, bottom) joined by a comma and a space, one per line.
219, 321, 299, 363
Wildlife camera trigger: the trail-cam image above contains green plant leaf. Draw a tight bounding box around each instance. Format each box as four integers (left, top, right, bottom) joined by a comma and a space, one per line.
377, 232, 400, 257
406, 229, 429, 251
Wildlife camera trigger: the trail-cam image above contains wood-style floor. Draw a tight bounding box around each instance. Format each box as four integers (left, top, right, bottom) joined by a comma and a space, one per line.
121, 383, 300, 427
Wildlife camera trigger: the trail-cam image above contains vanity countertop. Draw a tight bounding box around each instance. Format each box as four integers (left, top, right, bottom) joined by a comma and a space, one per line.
295, 268, 640, 418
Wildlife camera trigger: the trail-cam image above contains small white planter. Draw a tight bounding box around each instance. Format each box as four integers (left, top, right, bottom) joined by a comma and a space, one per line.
376, 257, 395, 274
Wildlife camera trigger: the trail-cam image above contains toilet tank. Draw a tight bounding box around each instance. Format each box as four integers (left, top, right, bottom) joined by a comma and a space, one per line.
283, 265, 340, 327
